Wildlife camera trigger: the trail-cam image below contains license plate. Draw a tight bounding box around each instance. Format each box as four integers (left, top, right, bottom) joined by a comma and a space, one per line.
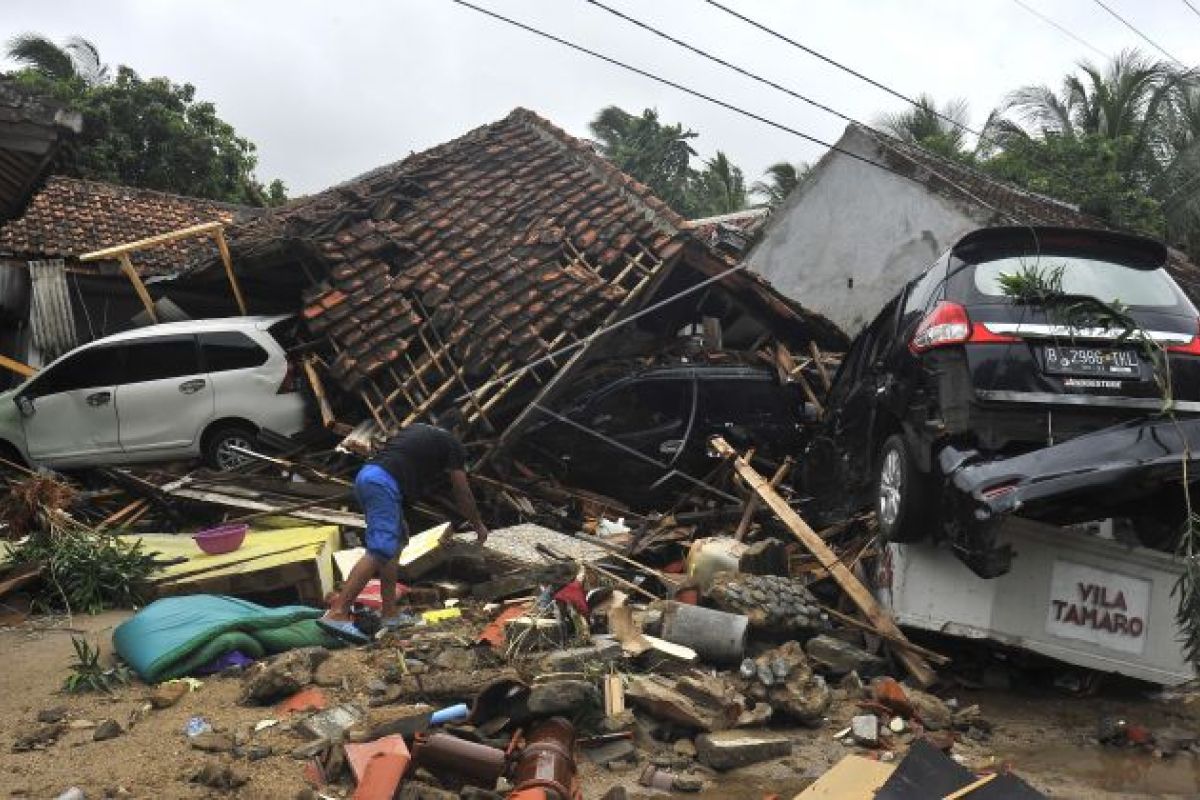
1043, 346, 1140, 377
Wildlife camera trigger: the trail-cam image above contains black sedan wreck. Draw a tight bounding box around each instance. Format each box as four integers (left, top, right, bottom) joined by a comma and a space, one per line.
806, 226, 1200, 577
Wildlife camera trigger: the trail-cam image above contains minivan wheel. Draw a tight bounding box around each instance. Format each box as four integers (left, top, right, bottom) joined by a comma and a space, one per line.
203, 423, 258, 471
876, 434, 933, 543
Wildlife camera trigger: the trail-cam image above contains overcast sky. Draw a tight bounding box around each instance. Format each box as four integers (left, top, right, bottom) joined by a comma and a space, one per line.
4, 1, 1200, 199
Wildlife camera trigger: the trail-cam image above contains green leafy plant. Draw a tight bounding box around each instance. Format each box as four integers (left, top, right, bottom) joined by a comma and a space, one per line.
63, 635, 130, 693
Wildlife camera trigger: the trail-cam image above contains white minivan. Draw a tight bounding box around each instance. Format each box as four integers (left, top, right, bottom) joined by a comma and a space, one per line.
0, 316, 308, 470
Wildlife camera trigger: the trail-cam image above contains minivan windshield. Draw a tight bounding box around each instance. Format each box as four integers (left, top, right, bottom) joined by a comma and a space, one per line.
973, 256, 1184, 308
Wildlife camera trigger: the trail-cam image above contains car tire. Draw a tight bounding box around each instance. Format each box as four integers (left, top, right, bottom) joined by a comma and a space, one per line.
876, 433, 934, 543
202, 423, 258, 471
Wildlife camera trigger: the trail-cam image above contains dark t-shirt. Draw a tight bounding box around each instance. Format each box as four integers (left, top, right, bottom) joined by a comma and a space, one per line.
371, 424, 467, 503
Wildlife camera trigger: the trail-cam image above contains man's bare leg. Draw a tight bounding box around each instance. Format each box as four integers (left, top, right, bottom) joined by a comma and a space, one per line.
325, 553, 383, 621
380, 558, 400, 620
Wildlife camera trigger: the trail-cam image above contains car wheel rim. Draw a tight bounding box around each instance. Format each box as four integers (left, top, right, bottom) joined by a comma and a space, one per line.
879, 448, 903, 528
215, 435, 253, 470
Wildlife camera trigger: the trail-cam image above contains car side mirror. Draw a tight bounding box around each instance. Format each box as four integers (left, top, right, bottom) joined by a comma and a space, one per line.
14, 395, 34, 418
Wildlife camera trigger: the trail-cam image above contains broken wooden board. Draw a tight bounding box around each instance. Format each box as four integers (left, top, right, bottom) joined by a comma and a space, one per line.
158, 477, 365, 528
123, 526, 339, 605
711, 436, 937, 688
794, 754, 895, 799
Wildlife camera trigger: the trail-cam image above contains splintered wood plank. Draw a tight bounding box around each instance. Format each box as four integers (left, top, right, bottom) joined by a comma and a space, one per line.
711, 436, 937, 688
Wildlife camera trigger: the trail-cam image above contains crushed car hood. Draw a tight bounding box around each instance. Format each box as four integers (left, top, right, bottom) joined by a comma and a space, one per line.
940, 416, 1200, 525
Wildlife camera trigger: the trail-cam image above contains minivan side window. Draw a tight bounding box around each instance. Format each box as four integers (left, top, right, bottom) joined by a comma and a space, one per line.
24, 344, 125, 397
200, 331, 269, 373
122, 335, 201, 384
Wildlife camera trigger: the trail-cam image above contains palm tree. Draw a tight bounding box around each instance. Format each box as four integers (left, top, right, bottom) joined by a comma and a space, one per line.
876, 94, 972, 159
6, 34, 108, 86
690, 151, 747, 216
589, 105, 698, 214
1000, 49, 1185, 172
751, 161, 810, 208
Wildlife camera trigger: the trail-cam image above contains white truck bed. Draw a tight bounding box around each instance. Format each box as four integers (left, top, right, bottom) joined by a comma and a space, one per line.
875, 517, 1193, 685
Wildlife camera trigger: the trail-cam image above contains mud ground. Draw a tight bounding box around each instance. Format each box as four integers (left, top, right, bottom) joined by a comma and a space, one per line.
0, 612, 1197, 799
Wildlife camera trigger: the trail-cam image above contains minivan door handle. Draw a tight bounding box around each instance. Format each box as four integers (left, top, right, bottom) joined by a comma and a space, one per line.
86, 391, 111, 407
179, 379, 206, 395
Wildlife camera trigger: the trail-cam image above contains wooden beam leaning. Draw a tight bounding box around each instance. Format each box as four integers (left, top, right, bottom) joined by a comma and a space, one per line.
80, 220, 225, 260
118, 254, 157, 322
0, 354, 36, 377
734, 455, 793, 541
710, 435, 938, 688
214, 226, 248, 315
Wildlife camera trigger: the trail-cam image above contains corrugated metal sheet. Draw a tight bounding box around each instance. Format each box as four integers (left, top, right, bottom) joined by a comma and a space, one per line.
28, 258, 77, 361
0, 260, 29, 318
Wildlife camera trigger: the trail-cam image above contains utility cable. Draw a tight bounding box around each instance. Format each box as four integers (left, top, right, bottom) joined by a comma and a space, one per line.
1089, 0, 1185, 67
701, 0, 985, 138
1008, 0, 1107, 59
1184, 0, 1200, 23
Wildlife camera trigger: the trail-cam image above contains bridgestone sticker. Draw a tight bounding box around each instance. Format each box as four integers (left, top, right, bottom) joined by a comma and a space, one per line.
1046, 560, 1150, 655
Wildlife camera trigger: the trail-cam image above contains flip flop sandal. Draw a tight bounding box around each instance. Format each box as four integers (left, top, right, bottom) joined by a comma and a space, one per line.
317, 617, 370, 644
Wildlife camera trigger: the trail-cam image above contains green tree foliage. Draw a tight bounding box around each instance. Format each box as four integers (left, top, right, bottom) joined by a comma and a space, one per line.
590, 105, 699, 215
751, 161, 810, 208
877, 94, 973, 161
690, 151, 747, 217
5, 34, 286, 206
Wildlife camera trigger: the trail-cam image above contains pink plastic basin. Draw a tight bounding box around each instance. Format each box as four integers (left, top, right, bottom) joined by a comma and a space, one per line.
193, 523, 249, 555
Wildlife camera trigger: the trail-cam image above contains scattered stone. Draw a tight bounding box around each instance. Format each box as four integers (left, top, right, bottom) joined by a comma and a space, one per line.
673, 738, 697, 758
706, 573, 821, 633
871, 677, 912, 717
695, 730, 792, 770
459, 788, 504, 800
672, 774, 705, 792
889, 716, 906, 734
313, 655, 359, 688
362, 704, 435, 739
839, 671, 866, 697
805, 635, 886, 676
526, 680, 599, 716
1156, 727, 1197, 756
538, 640, 623, 673
395, 781, 456, 800
737, 641, 830, 726
189, 763, 248, 791
298, 703, 366, 741
921, 731, 956, 752
290, 738, 330, 760
12, 721, 66, 752
240, 647, 330, 704
149, 681, 190, 709
366, 679, 389, 695
189, 732, 235, 753
585, 739, 637, 764
598, 710, 637, 734
851, 715, 880, 747
432, 647, 476, 672
38, 707, 67, 724
599, 788, 628, 800
626, 675, 741, 732
92, 719, 122, 742
244, 744, 273, 761
906, 688, 952, 731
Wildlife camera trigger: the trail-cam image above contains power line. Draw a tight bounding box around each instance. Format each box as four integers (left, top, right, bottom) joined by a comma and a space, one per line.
1008, 0, 1107, 59
701, 0, 984, 138
1184, 0, 1200, 23
446, 0, 1019, 225
1089, 0, 1185, 67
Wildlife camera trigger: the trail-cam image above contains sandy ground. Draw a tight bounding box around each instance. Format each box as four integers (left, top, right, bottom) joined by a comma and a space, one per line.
0, 612, 1197, 799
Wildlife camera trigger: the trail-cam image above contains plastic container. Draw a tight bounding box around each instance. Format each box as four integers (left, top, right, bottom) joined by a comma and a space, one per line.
686, 537, 746, 591
660, 601, 748, 665
193, 523, 249, 555
430, 702, 469, 726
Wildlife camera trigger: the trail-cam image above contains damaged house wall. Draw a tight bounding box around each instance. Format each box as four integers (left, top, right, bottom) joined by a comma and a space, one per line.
744, 124, 1200, 336
177, 108, 846, 454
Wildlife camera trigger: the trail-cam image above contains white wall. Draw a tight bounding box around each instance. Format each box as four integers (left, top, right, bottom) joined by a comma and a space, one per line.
745, 127, 985, 335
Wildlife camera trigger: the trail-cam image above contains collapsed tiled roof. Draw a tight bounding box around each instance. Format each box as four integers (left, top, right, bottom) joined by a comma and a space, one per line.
0, 176, 252, 275
0, 77, 82, 221
860, 125, 1200, 297
685, 207, 770, 256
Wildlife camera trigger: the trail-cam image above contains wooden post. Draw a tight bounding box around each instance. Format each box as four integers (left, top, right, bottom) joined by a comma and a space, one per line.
711, 435, 938, 688
734, 456, 793, 541
0, 354, 35, 378
118, 254, 157, 322
213, 227, 248, 315
808, 341, 832, 391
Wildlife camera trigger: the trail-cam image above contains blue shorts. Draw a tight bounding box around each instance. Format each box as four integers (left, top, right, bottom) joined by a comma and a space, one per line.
355, 464, 406, 561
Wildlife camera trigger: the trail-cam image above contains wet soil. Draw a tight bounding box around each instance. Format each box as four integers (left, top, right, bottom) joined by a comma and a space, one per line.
0, 612, 1197, 799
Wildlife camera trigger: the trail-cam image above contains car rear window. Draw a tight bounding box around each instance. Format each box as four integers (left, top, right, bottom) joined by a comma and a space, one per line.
200, 331, 269, 372
972, 256, 1186, 308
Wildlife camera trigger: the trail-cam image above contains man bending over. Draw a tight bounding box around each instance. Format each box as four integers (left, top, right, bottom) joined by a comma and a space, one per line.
320, 412, 488, 642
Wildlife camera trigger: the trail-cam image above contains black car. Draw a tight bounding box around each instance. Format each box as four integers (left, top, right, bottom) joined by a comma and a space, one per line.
517, 360, 806, 507
808, 226, 1200, 576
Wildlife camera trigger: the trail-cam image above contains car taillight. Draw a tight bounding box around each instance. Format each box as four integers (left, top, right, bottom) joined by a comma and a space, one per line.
277, 361, 300, 394
1167, 320, 1200, 356
910, 302, 1019, 353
